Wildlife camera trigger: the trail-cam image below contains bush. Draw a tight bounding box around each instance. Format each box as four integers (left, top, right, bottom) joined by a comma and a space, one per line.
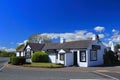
32, 52, 48, 62
103, 50, 118, 65
10, 56, 26, 65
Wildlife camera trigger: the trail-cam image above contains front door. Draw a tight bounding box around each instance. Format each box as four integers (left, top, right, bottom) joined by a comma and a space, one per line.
74, 51, 78, 66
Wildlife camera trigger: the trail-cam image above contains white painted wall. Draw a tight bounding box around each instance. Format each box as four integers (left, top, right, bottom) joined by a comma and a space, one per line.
77, 50, 88, 67
16, 52, 25, 57
87, 40, 106, 67
57, 53, 64, 64
72, 40, 106, 67
16, 52, 20, 56
109, 41, 115, 52
21, 52, 24, 56
64, 53, 73, 66
26, 45, 31, 49
48, 53, 56, 63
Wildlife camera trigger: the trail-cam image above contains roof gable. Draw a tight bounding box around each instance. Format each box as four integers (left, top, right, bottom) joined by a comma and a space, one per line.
25, 43, 45, 51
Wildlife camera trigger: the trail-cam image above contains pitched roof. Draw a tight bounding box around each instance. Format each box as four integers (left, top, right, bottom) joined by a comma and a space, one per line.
18, 40, 93, 52
43, 40, 93, 51
26, 43, 45, 51
17, 46, 25, 52
63, 40, 93, 49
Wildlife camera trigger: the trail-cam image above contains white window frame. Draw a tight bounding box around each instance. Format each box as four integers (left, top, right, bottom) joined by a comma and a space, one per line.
80, 50, 86, 62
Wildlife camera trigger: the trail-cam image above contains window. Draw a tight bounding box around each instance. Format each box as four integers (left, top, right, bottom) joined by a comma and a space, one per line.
90, 50, 97, 61
80, 51, 86, 62
60, 54, 64, 61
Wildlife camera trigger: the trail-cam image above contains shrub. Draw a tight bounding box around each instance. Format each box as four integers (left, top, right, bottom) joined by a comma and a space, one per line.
32, 52, 48, 62
10, 56, 26, 65
103, 50, 118, 65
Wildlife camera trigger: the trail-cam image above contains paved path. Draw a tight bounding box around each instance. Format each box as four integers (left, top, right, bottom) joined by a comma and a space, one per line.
4, 64, 120, 80
0, 57, 9, 70
1, 57, 120, 80
0, 66, 111, 80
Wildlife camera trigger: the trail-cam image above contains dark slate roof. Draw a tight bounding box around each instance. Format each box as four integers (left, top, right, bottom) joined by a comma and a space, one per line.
43, 40, 93, 51
26, 43, 45, 51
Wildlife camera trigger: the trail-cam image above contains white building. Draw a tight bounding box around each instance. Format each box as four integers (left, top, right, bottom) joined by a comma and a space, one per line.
16, 35, 106, 67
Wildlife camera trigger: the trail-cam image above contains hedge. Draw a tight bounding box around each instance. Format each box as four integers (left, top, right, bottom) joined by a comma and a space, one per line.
32, 52, 48, 62
103, 50, 118, 65
10, 56, 26, 65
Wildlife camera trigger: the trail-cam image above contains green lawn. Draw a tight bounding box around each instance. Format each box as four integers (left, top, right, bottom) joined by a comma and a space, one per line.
23, 63, 64, 68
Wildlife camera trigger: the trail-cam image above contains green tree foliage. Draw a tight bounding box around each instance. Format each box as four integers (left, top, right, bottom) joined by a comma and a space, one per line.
16, 44, 24, 51
115, 44, 120, 50
28, 34, 52, 43
8, 52, 16, 57
32, 52, 49, 62
0, 50, 15, 57
103, 50, 118, 65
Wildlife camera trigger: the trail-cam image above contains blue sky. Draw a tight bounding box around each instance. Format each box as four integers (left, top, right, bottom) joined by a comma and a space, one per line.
0, 0, 120, 51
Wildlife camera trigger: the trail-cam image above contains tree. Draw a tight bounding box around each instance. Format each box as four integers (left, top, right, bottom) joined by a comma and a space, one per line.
0, 50, 16, 57
28, 34, 52, 43
0, 50, 8, 57
115, 44, 120, 49
103, 50, 118, 65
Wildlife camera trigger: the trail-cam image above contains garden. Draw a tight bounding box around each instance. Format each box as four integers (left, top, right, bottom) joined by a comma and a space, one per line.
9, 51, 63, 68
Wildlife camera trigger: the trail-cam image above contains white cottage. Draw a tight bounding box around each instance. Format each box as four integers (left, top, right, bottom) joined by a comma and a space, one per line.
16, 35, 106, 67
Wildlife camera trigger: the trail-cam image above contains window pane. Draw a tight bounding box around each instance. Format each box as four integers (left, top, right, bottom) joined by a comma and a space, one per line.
60, 54, 64, 61
80, 51, 86, 62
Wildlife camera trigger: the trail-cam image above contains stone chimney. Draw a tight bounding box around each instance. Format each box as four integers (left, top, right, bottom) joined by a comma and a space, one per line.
92, 34, 99, 41
60, 37, 65, 43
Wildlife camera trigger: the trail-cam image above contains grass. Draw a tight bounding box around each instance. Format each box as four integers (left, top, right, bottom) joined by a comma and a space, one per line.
23, 62, 64, 68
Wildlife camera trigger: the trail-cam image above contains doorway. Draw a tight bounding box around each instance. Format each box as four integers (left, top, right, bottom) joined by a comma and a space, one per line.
73, 51, 78, 66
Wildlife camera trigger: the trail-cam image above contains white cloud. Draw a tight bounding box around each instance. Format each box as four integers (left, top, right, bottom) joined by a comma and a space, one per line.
98, 34, 105, 38
0, 46, 16, 52
94, 26, 105, 32
109, 29, 120, 43
6, 48, 16, 52
112, 29, 117, 33
17, 40, 28, 45
40, 30, 104, 42
111, 35, 120, 43
17, 30, 105, 45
